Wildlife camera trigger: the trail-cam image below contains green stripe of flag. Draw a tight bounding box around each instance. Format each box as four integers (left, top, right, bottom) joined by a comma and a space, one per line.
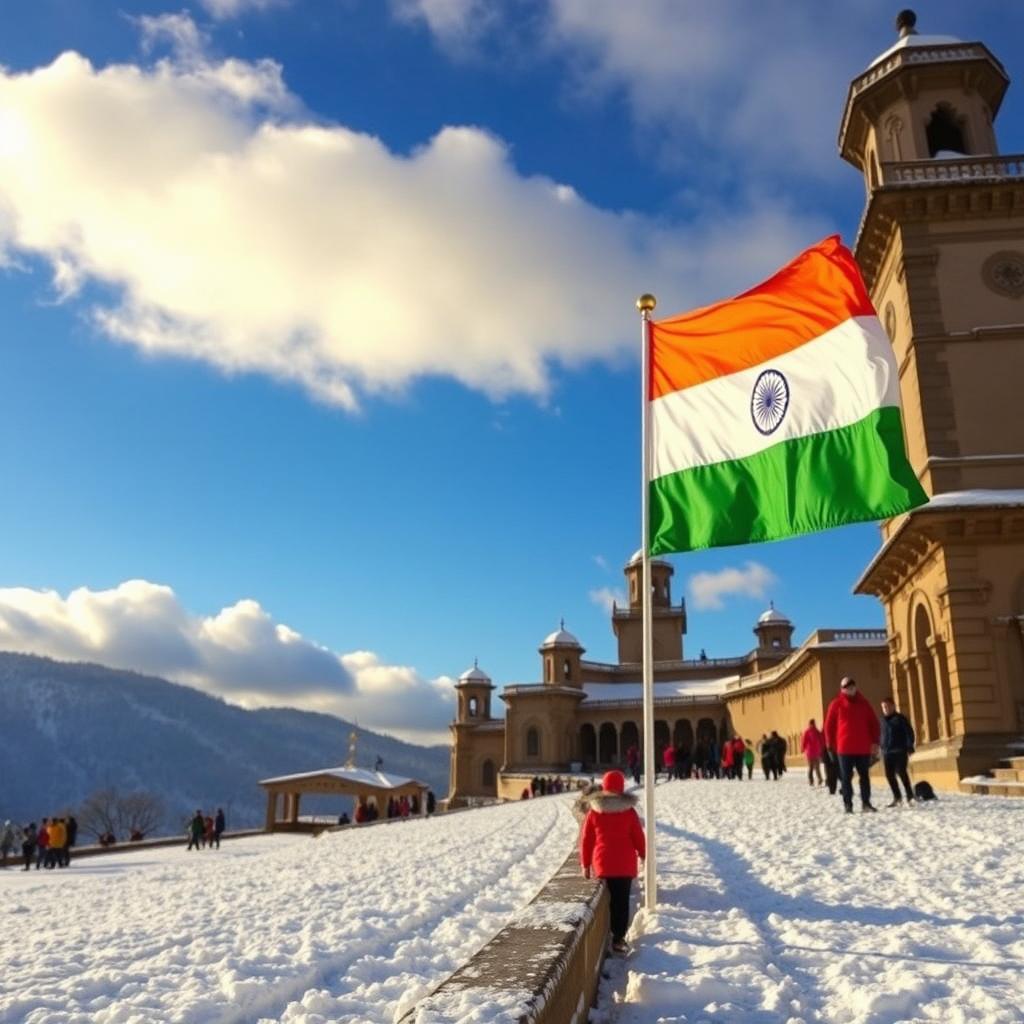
649, 406, 928, 555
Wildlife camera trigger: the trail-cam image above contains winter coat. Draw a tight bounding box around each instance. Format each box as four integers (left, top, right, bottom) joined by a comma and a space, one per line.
37, 825, 49, 850
824, 691, 880, 756
190, 815, 205, 837
721, 743, 734, 767
662, 746, 676, 768
48, 821, 66, 849
801, 726, 825, 760
743, 747, 755, 767
215, 811, 225, 835
880, 712, 915, 754
579, 790, 646, 879
0, 822, 14, 853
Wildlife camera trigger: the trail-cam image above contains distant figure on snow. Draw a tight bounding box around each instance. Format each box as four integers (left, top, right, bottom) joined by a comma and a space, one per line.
579, 770, 646, 956
426, 790, 436, 816
743, 740, 755, 780
0, 821, 15, 867
214, 808, 225, 848
187, 811, 205, 850
824, 676, 881, 814
20, 823, 37, 871
374, 756, 384, 772
802, 719, 826, 787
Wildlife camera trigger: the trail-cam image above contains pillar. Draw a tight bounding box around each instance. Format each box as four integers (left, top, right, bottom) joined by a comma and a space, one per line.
927, 637, 953, 740
265, 790, 277, 832
289, 792, 300, 824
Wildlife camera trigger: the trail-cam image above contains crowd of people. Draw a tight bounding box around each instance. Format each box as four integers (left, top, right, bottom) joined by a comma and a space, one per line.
611, 676, 919, 815
352, 789, 436, 823
520, 775, 586, 799
186, 808, 226, 850
1, 816, 79, 870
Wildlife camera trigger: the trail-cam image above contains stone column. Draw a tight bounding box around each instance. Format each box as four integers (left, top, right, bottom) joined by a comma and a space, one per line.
927, 637, 952, 739
265, 790, 277, 832
289, 792, 300, 824
908, 654, 930, 743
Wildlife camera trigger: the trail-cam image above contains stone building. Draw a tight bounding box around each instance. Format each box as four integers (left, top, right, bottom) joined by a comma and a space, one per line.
842, 11, 1024, 791
448, 554, 891, 805
449, 13, 1024, 804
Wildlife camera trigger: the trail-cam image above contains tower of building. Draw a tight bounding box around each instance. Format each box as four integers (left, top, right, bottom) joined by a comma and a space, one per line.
844, 10, 1024, 783
613, 550, 687, 663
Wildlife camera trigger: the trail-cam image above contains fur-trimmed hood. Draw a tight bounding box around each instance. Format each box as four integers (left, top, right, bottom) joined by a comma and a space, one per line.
583, 789, 639, 814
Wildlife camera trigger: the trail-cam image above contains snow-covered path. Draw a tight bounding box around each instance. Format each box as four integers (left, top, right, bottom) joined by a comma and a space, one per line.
1, 796, 578, 1024
598, 776, 1024, 1024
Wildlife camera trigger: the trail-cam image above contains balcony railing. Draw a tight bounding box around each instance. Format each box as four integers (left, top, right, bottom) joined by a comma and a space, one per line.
882, 155, 1024, 186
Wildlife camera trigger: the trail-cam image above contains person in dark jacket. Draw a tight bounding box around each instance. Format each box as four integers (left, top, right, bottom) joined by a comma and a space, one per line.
579, 770, 646, 954
20, 823, 37, 871
187, 811, 205, 850
213, 808, 225, 848
824, 676, 881, 813
880, 698, 916, 806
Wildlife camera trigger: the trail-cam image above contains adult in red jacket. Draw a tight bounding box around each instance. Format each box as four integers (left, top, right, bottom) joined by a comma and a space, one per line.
730, 737, 746, 780
823, 676, 881, 814
580, 770, 646, 953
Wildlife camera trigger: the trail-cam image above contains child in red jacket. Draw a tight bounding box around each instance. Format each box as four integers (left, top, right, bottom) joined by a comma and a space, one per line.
579, 770, 646, 953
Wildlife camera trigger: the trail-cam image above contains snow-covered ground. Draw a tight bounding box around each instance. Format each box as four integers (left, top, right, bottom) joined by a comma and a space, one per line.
1, 797, 578, 1024
4, 777, 1023, 1024
598, 776, 1024, 1024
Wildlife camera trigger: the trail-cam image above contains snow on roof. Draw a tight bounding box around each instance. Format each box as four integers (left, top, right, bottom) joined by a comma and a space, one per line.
758, 603, 790, 625
923, 489, 1024, 510
628, 549, 671, 568
582, 678, 735, 703
868, 32, 963, 69
259, 765, 425, 789
458, 661, 491, 683
541, 625, 581, 648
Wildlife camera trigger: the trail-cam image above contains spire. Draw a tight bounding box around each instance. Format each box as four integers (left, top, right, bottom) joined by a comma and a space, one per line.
345, 728, 358, 769
895, 9, 917, 38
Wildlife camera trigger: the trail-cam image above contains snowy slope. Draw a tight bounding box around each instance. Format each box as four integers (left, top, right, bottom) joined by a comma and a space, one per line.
1, 795, 578, 1024
597, 776, 1024, 1024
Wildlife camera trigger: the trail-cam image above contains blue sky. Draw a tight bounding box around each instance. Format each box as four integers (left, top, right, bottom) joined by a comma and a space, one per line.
1, 1, 1022, 745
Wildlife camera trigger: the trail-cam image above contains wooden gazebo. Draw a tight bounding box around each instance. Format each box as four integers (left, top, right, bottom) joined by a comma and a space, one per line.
259, 765, 429, 832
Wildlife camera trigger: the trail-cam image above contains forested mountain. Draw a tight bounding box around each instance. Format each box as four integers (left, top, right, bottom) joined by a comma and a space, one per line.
0, 651, 450, 833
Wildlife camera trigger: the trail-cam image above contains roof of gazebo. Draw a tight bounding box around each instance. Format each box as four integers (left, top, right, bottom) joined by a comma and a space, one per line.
258, 765, 427, 794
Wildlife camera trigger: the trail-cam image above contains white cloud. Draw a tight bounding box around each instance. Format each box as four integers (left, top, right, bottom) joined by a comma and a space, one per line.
399, 0, 883, 181
0, 581, 455, 744
688, 562, 777, 612
199, 0, 288, 19
592, 554, 608, 571
389, 0, 495, 49
0, 26, 827, 410
588, 586, 625, 615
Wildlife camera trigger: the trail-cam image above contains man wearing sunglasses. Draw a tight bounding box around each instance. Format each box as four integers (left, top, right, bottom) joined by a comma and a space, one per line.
823, 676, 881, 814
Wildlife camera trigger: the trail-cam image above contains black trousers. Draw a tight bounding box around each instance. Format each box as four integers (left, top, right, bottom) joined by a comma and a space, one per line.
824, 754, 838, 795
838, 754, 872, 807
605, 876, 633, 942
884, 751, 914, 801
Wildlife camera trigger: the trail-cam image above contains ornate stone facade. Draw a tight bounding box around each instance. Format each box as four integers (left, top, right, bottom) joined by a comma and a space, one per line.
449, 15, 1024, 804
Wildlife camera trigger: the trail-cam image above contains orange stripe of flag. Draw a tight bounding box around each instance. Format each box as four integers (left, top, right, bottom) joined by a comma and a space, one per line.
649, 236, 876, 401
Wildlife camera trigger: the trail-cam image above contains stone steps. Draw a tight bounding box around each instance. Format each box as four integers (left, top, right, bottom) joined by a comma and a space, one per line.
961, 752, 1024, 797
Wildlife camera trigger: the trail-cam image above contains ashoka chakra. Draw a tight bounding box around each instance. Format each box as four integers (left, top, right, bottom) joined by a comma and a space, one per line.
751, 369, 789, 435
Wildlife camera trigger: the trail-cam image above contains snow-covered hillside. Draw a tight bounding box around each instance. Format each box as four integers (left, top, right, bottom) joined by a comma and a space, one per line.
0, 651, 450, 830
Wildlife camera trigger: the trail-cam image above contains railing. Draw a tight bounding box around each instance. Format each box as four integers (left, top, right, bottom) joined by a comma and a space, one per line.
812, 629, 888, 643
852, 43, 997, 100
883, 154, 1024, 185
580, 694, 724, 708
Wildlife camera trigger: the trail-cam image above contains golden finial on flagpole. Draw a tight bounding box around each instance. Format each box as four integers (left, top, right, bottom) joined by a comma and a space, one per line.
636, 293, 657, 314
345, 728, 358, 769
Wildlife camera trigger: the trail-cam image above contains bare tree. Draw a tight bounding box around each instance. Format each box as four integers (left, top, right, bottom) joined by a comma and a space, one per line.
77, 788, 119, 841
117, 791, 164, 840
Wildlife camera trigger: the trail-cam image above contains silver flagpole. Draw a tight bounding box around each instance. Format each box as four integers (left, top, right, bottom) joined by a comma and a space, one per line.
637, 292, 657, 909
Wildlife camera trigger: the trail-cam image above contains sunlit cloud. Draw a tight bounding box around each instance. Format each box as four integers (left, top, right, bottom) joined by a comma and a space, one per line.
688, 562, 777, 612
0, 580, 455, 744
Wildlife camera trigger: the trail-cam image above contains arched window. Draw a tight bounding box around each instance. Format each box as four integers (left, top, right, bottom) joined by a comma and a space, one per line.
482, 759, 495, 788
580, 723, 597, 762
927, 104, 967, 157
468, 696, 478, 717
563, 659, 571, 681
772, 638, 781, 649
526, 727, 540, 757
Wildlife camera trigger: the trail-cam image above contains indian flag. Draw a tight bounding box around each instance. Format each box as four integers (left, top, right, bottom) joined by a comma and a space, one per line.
649, 236, 927, 555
